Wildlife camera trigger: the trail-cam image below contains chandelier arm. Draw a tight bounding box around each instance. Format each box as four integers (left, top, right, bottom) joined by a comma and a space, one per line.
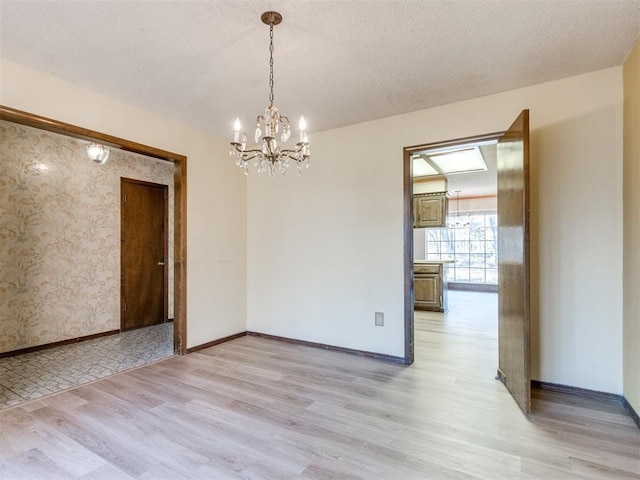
279, 151, 302, 159
241, 153, 263, 163
280, 145, 309, 154
280, 152, 310, 163
231, 143, 263, 158
239, 148, 264, 156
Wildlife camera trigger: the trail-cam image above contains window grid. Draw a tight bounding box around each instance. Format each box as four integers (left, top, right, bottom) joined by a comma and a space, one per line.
425, 212, 498, 284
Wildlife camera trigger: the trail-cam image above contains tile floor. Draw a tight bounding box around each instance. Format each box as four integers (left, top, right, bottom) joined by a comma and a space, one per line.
0, 322, 173, 409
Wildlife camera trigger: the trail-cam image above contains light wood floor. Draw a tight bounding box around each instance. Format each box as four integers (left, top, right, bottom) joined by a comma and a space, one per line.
1, 292, 638, 479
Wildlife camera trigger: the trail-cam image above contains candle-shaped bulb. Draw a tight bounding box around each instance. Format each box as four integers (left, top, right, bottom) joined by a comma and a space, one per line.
299, 116, 306, 142
233, 118, 241, 143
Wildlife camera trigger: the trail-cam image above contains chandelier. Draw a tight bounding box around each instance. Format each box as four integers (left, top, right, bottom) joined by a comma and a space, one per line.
230, 11, 310, 176
449, 190, 470, 228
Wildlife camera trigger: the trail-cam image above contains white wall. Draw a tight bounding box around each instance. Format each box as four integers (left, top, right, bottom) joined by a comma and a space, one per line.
458, 196, 497, 212
623, 38, 640, 413
247, 68, 623, 393
413, 229, 426, 260
0, 59, 247, 349
413, 178, 447, 194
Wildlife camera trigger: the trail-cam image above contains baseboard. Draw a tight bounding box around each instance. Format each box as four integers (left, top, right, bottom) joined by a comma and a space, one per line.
0, 329, 120, 358
185, 330, 406, 364
622, 396, 640, 429
246, 331, 406, 364
531, 380, 622, 403
532, 380, 640, 430
186, 331, 248, 353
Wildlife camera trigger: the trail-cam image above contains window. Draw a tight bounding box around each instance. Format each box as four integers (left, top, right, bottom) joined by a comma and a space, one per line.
425, 212, 497, 284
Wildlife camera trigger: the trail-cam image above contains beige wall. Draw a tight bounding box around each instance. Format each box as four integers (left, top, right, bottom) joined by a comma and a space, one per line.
623, 38, 640, 413
413, 229, 426, 260
0, 59, 247, 349
248, 67, 624, 393
458, 196, 497, 212
0, 121, 174, 352
0, 57, 628, 395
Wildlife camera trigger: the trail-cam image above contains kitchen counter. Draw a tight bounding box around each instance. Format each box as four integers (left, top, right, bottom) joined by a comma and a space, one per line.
414, 259, 454, 264
414, 261, 450, 312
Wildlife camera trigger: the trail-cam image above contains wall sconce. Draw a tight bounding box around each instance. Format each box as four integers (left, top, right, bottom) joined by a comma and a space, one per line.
86, 143, 110, 164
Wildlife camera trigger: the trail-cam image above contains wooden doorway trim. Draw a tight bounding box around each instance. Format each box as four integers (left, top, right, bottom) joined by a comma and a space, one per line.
402, 132, 504, 364
0, 105, 188, 355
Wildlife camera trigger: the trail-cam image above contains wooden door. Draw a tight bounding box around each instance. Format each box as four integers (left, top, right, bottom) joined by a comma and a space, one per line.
121, 178, 168, 331
496, 110, 531, 414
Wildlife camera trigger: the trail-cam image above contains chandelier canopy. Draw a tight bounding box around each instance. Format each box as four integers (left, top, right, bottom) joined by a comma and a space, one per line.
230, 11, 310, 176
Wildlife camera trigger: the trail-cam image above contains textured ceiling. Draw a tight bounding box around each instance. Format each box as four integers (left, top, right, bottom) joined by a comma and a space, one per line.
1, 1, 639, 138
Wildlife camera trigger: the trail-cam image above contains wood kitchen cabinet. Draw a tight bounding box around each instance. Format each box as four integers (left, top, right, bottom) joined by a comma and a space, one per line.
414, 262, 449, 312
413, 192, 448, 228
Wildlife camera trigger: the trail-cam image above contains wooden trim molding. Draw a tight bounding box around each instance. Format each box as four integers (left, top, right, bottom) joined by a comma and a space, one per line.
186, 330, 406, 365
622, 396, 640, 429
0, 330, 120, 358
173, 155, 187, 355
405, 132, 504, 153
0, 105, 188, 355
186, 332, 248, 354
0, 105, 185, 162
403, 148, 414, 364
532, 380, 639, 429
247, 332, 406, 364
531, 380, 622, 403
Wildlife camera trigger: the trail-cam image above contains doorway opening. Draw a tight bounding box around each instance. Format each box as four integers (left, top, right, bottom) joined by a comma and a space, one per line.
403, 110, 531, 413
403, 132, 503, 362
0, 105, 188, 357
409, 139, 501, 416
0, 105, 188, 409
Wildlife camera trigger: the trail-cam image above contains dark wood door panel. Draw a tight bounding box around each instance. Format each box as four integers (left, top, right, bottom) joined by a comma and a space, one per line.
121, 178, 168, 331
497, 109, 531, 414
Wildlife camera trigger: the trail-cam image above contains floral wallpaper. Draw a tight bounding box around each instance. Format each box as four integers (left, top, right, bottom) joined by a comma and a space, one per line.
0, 120, 174, 354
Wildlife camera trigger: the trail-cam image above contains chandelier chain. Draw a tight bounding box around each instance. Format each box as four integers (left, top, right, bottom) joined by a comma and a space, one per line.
269, 23, 274, 106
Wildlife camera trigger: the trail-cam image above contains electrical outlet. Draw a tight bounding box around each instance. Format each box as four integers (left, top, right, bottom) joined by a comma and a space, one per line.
375, 312, 384, 327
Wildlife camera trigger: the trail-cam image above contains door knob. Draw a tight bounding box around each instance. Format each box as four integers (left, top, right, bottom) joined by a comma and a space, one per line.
158, 261, 166, 266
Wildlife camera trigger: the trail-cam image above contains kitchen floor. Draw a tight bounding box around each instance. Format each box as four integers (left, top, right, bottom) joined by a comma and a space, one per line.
0, 322, 173, 409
